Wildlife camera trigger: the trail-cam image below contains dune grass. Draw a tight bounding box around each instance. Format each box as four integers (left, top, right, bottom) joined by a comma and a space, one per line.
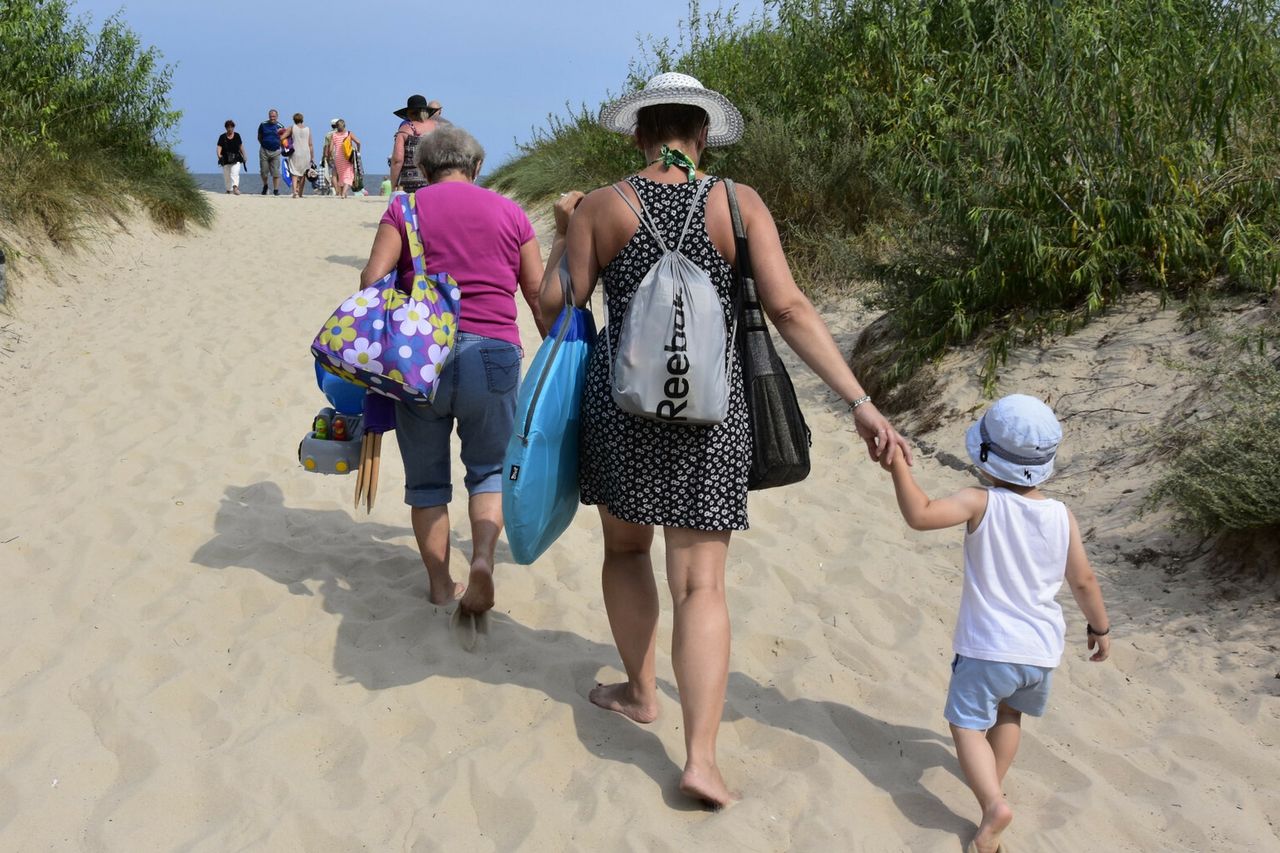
0, 0, 210, 282
1149, 331, 1280, 538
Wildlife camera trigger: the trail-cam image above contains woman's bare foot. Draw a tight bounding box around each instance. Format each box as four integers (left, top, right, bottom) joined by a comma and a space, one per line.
588, 682, 659, 724
427, 579, 464, 606
458, 561, 494, 614
972, 800, 1013, 853
679, 761, 738, 811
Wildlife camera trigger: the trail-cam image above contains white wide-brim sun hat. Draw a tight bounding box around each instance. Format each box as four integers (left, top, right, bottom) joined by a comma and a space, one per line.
964, 394, 1063, 487
599, 72, 744, 147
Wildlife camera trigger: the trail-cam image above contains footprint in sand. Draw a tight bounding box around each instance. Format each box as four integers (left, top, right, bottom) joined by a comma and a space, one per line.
449, 607, 491, 652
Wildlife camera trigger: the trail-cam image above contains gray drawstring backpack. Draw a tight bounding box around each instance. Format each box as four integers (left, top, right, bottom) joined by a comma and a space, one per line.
606, 178, 734, 425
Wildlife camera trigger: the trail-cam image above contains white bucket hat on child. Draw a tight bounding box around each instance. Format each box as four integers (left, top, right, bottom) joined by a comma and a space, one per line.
599, 72, 745, 147
965, 394, 1062, 486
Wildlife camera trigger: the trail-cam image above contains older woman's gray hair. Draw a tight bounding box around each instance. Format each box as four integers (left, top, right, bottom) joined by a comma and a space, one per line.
415, 125, 485, 182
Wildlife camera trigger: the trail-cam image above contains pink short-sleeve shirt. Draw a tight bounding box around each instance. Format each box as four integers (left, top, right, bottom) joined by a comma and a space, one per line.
380, 182, 535, 346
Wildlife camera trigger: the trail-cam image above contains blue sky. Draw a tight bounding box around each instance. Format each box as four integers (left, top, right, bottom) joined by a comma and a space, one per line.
70, 0, 765, 175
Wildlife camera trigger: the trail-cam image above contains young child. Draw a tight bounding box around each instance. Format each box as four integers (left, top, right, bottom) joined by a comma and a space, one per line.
883, 394, 1110, 853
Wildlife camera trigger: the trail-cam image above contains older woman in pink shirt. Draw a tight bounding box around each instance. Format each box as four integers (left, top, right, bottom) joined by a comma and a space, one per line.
360, 125, 545, 616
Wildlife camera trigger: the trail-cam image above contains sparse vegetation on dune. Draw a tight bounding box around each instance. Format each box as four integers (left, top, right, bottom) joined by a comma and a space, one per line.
1149, 327, 1280, 542
0, 0, 209, 279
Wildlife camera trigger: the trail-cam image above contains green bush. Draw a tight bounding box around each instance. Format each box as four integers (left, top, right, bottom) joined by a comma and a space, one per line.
491, 0, 1280, 388
1148, 339, 1280, 535
864, 0, 1280, 389
0, 0, 209, 250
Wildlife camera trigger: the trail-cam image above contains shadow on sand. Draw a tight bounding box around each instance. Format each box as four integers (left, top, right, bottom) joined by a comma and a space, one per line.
324, 254, 369, 270
193, 481, 969, 830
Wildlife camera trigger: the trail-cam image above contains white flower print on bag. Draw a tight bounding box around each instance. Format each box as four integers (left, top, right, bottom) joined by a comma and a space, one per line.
340, 286, 382, 318
342, 338, 384, 374
393, 300, 433, 337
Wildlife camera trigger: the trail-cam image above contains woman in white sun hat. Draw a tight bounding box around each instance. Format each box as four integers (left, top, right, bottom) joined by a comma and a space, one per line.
539, 71, 913, 808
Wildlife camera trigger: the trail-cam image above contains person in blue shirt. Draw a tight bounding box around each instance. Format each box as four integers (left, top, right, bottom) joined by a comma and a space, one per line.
257, 108, 285, 196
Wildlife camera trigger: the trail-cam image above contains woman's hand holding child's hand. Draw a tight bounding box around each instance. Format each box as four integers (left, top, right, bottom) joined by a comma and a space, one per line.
852, 402, 912, 468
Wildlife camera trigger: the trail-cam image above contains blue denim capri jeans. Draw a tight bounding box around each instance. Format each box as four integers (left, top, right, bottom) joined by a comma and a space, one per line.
394, 332, 522, 507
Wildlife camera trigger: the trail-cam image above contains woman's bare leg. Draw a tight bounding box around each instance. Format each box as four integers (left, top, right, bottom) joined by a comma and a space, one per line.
589, 507, 659, 723
458, 492, 501, 614
411, 505, 461, 604
665, 526, 736, 808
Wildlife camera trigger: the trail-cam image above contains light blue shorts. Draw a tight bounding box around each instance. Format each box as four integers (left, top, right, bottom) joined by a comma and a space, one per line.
394, 333, 522, 507
944, 654, 1054, 731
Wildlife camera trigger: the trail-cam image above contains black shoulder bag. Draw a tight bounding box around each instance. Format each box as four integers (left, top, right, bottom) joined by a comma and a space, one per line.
724, 179, 812, 490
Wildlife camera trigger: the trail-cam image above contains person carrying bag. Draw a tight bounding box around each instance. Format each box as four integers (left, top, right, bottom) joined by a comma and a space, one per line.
351, 123, 544, 618
311, 192, 460, 405
539, 72, 914, 810
502, 256, 596, 564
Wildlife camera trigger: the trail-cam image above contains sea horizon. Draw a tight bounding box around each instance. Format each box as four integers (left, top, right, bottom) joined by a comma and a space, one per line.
193, 171, 391, 194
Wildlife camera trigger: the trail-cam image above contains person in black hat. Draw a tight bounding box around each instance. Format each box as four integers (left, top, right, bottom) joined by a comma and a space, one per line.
389, 94, 443, 192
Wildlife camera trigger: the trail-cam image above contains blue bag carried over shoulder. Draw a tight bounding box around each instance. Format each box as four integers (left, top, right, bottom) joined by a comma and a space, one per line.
502, 258, 596, 564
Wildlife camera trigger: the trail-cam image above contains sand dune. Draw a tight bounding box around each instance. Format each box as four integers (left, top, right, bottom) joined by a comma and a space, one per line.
0, 192, 1275, 851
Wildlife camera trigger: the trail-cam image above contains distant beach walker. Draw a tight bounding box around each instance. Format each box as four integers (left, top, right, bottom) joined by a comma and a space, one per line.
283, 113, 313, 198
390, 94, 443, 192
215, 119, 247, 194
328, 119, 361, 198
256, 107, 284, 195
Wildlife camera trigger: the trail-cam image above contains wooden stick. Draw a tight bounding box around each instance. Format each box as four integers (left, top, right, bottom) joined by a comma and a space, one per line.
352, 438, 364, 508
366, 432, 382, 513
353, 433, 372, 509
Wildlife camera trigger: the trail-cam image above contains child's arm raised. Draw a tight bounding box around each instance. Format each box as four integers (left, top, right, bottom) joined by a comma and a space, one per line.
1065, 509, 1111, 661
886, 454, 987, 532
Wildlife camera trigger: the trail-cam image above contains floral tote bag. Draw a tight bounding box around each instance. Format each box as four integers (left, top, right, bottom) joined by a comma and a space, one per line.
311, 193, 460, 404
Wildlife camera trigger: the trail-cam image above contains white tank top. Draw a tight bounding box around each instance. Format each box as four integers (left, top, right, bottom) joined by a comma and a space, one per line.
954, 488, 1070, 667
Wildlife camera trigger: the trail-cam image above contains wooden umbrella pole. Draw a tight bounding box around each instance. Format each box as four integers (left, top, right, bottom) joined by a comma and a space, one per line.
353, 432, 372, 509
366, 432, 382, 513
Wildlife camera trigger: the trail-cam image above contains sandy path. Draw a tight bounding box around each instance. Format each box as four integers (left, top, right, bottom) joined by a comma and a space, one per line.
0, 192, 1275, 851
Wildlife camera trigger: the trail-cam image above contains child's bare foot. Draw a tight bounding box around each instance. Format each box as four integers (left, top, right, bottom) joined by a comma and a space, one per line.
458, 561, 494, 614
971, 799, 1013, 853
428, 579, 464, 606
588, 682, 659, 724
679, 761, 739, 811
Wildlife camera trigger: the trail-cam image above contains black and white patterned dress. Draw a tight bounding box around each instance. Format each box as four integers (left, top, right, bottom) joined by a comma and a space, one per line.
579, 175, 750, 530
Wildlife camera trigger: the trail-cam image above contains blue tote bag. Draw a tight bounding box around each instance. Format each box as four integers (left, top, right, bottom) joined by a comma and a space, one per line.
502, 259, 596, 564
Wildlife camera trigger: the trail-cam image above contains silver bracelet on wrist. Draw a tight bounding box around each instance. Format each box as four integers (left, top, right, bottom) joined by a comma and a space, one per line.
847, 395, 872, 413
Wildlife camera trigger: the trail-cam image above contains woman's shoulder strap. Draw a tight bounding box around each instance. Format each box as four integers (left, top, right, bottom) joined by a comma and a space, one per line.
672, 177, 714, 252
610, 179, 666, 251
723, 178, 744, 238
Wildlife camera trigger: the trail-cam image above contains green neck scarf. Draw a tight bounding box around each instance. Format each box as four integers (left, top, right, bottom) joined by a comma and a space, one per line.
649, 144, 698, 183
